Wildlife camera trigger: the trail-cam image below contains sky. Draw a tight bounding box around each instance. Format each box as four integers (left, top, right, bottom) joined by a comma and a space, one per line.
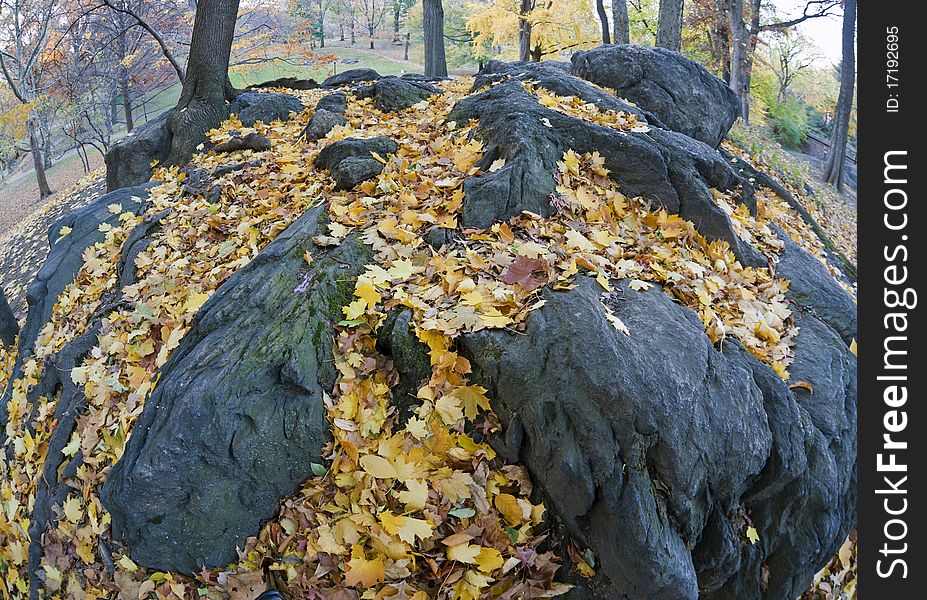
771, 0, 848, 65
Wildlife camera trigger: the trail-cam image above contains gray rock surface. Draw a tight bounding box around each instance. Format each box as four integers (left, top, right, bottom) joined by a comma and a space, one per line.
102, 206, 372, 572
322, 68, 381, 87
356, 76, 440, 112
250, 76, 320, 90
571, 45, 740, 148
316, 91, 348, 114
1, 185, 151, 449
0, 287, 16, 348
471, 60, 657, 125
104, 112, 172, 192
302, 109, 347, 141
775, 229, 857, 344
453, 277, 855, 600
315, 136, 398, 190
230, 92, 304, 127
447, 79, 763, 266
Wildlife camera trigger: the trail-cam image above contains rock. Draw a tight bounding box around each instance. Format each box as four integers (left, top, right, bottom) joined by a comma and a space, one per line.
315, 136, 398, 190
571, 45, 739, 148
472, 60, 656, 124
0, 287, 17, 348
356, 76, 440, 112
447, 80, 763, 266
322, 68, 381, 87
1, 184, 152, 444
316, 92, 348, 115
214, 132, 272, 153
301, 109, 347, 141
230, 92, 304, 127
105, 111, 172, 192
453, 277, 855, 599
250, 76, 319, 90
775, 229, 857, 345
101, 206, 373, 572
460, 278, 771, 599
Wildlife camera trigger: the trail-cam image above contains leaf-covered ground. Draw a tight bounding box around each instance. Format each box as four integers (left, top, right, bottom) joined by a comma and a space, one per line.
1, 78, 856, 598
0, 172, 106, 316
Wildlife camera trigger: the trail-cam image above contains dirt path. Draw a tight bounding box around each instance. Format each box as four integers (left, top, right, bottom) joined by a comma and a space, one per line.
0, 152, 105, 239
0, 173, 106, 317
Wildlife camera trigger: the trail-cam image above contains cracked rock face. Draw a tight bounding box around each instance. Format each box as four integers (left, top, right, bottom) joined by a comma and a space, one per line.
101, 207, 371, 572
315, 136, 399, 190
448, 77, 764, 266
571, 44, 740, 148
105, 113, 173, 192
458, 277, 855, 600
230, 92, 304, 128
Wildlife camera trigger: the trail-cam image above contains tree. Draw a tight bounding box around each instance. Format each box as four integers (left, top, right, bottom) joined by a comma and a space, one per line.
657, 0, 684, 50
595, 0, 610, 44
358, 0, 388, 49
612, 0, 629, 43
468, 0, 600, 62
822, 0, 854, 191
423, 0, 447, 77
0, 0, 58, 199
727, 0, 840, 123
765, 31, 816, 100
166, 0, 241, 165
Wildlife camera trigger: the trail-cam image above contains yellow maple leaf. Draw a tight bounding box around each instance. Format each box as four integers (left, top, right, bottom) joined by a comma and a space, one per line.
344, 547, 385, 587
446, 542, 482, 564
62, 496, 82, 523
398, 479, 429, 511
380, 512, 433, 544
359, 454, 397, 479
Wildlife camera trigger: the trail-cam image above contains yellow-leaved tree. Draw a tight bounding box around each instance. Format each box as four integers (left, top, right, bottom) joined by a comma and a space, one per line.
467, 0, 600, 62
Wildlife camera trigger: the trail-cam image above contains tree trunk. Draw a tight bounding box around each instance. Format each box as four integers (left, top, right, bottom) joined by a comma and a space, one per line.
404, 32, 410, 61
657, 0, 684, 51
728, 0, 749, 122
166, 0, 241, 166
28, 120, 52, 199
612, 0, 630, 44
1, 287, 18, 349
823, 0, 855, 191
596, 0, 611, 44
518, 0, 533, 61
394, 1, 402, 43
714, 0, 731, 81
423, 0, 448, 77
122, 78, 135, 133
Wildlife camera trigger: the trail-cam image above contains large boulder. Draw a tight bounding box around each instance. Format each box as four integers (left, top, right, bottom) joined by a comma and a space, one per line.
447, 78, 764, 266
322, 68, 381, 87
775, 229, 857, 344
105, 112, 172, 192
315, 136, 399, 190
456, 277, 856, 600
471, 60, 656, 124
102, 206, 372, 573
356, 76, 440, 112
250, 76, 320, 91
230, 92, 304, 127
571, 45, 740, 148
